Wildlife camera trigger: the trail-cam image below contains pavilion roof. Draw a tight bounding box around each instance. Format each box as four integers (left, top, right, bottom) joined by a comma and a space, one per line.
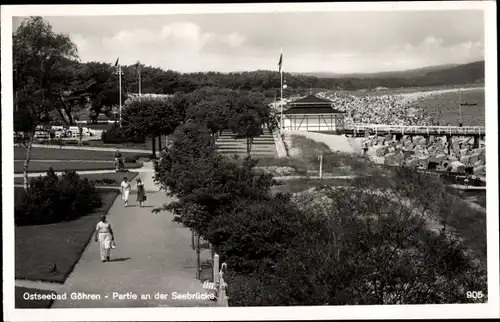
284, 95, 345, 115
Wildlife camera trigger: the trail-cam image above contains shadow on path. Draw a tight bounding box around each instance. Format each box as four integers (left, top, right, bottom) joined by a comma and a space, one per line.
107, 257, 131, 262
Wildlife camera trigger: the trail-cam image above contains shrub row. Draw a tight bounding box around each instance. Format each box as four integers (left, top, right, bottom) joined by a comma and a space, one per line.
15, 168, 102, 226
101, 123, 145, 144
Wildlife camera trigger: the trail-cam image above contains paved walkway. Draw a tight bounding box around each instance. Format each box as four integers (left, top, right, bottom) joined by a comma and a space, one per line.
18, 162, 215, 308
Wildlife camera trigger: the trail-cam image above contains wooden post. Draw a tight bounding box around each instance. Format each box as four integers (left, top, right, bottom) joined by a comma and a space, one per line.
191, 230, 195, 250
318, 154, 323, 178
196, 233, 201, 280
217, 263, 228, 306
213, 254, 220, 284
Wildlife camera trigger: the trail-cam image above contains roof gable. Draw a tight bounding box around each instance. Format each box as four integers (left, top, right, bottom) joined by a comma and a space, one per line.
289, 95, 333, 105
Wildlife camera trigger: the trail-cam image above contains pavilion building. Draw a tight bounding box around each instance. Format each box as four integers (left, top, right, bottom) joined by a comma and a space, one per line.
281, 95, 345, 132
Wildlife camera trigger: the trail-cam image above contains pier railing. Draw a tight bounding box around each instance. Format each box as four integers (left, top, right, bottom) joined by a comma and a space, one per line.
345, 124, 485, 136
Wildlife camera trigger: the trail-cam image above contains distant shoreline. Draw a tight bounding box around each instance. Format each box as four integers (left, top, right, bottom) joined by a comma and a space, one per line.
330, 84, 485, 100
381, 86, 484, 101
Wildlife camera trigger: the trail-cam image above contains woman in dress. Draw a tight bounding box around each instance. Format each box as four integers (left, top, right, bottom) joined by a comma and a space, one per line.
120, 176, 131, 207
136, 178, 146, 207
94, 215, 114, 262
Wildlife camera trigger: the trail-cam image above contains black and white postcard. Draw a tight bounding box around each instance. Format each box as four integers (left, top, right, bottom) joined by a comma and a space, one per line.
2, 1, 498, 321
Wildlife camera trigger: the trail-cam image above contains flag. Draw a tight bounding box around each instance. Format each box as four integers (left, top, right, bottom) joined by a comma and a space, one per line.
278, 49, 283, 73
114, 57, 119, 67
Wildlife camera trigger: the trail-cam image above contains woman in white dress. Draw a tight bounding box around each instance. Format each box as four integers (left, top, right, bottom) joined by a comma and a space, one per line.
120, 176, 131, 207
94, 215, 115, 262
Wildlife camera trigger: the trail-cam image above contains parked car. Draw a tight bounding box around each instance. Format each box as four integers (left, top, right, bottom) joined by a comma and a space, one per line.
34, 131, 50, 139
68, 126, 80, 138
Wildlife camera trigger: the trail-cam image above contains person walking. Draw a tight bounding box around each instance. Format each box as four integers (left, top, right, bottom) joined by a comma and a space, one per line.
362, 141, 369, 155
78, 125, 83, 147
94, 215, 115, 262
115, 149, 123, 172
136, 178, 146, 207
120, 176, 131, 207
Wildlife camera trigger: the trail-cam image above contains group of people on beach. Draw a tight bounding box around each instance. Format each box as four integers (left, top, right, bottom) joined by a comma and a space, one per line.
93, 175, 147, 262
328, 92, 434, 126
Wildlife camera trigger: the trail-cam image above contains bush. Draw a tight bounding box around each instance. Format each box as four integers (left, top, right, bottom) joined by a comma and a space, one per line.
15, 168, 102, 226
123, 156, 136, 164
227, 170, 487, 306
207, 195, 304, 274
256, 157, 308, 174
90, 178, 116, 185
101, 123, 145, 144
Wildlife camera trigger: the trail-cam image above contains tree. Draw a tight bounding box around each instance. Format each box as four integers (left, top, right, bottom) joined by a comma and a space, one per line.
121, 97, 183, 155
228, 93, 270, 155
185, 100, 227, 141
80, 61, 127, 123
13, 17, 79, 190
153, 120, 218, 196
229, 109, 264, 156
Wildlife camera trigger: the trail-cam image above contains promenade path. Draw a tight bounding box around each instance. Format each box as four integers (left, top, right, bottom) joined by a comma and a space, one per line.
36, 162, 216, 308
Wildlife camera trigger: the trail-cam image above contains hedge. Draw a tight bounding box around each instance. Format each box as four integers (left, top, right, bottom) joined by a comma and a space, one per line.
15, 168, 102, 226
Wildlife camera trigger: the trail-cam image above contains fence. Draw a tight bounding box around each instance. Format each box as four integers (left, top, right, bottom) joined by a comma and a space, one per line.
346, 124, 485, 136
200, 252, 229, 306
192, 231, 229, 306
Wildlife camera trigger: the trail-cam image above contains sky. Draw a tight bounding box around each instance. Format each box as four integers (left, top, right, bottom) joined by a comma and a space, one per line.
12, 10, 485, 74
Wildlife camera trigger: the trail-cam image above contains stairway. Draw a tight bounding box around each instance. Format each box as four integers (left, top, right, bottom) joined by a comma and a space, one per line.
282, 133, 293, 152
216, 130, 278, 158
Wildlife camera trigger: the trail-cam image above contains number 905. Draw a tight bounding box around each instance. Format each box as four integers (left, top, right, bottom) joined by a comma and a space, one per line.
466, 291, 484, 299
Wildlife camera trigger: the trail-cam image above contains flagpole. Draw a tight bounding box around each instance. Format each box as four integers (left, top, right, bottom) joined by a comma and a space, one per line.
119, 64, 122, 128
280, 48, 284, 130
138, 71, 141, 96
458, 88, 462, 125
137, 61, 142, 96
280, 70, 284, 130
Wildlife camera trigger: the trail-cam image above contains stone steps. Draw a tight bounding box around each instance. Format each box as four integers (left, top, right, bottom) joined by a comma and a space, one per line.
216, 132, 277, 157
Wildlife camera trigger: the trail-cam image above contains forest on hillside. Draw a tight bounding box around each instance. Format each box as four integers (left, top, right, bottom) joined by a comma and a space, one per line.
116, 60, 485, 97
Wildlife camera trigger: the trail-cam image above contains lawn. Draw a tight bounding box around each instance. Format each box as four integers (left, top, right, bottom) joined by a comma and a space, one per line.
14, 146, 145, 161
14, 171, 139, 186
14, 161, 142, 173
15, 188, 120, 283
15, 287, 57, 308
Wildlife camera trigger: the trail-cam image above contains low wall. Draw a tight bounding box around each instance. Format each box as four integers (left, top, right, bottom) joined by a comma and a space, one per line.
272, 129, 288, 158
